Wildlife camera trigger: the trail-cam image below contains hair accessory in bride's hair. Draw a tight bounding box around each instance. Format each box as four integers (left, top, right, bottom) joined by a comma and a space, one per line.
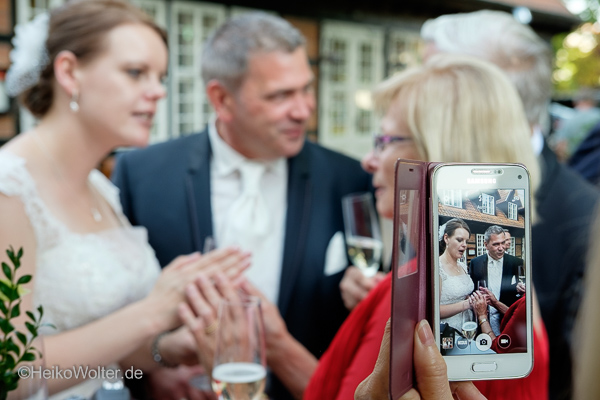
438, 222, 448, 242
5, 13, 50, 97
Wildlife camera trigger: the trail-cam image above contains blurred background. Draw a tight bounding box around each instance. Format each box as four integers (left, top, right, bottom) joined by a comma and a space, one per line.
0, 0, 595, 161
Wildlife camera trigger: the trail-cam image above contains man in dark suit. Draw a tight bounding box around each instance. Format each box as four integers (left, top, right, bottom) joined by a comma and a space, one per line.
112, 13, 370, 400
421, 11, 600, 399
470, 225, 522, 336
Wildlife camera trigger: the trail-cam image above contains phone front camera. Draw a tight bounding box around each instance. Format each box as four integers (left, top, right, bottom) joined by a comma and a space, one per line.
518, 175, 522, 179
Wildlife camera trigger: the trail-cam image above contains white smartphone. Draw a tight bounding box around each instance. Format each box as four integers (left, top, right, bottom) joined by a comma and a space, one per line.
430, 163, 533, 380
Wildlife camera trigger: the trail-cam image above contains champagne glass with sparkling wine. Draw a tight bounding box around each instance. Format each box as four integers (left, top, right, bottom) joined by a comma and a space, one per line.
211, 296, 266, 400
342, 192, 383, 277
462, 309, 477, 352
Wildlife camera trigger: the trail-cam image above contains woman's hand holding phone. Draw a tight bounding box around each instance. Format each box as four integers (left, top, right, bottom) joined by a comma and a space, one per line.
355, 319, 485, 400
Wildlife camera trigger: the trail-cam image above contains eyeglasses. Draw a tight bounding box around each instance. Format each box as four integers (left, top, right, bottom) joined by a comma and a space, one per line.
373, 134, 413, 153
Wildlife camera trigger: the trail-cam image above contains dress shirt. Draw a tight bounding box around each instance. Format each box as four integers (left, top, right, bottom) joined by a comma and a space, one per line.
487, 252, 503, 336
209, 119, 287, 304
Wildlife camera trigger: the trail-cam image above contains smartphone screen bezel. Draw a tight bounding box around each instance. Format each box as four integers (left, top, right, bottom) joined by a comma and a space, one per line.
430, 163, 534, 381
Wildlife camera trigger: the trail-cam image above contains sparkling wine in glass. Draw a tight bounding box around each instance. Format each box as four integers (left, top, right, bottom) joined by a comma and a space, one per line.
461, 309, 477, 352
517, 264, 526, 297
212, 296, 266, 400
477, 279, 487, 291
342, 192, 383, 277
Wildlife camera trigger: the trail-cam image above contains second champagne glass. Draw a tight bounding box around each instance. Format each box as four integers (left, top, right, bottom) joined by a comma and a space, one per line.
211, 296, 266, 400
342, 192, 383, 277
461, 309, 477, 353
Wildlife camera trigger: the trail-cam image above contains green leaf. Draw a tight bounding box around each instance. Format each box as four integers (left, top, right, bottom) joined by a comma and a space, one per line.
26, 311, 35, 322
16, 275, 31, 285
0, 280, 14, 302
16, 331, 27, 346
1, 262, 11, 281
0, 300, 8, 316
0, 318, 14, 335
5, 338, 20, 358
21, 352, 36, 362
38, 305, 44, 319
9, 302, 20, 319
4, 353, 15, 370
25, 321, 37, 337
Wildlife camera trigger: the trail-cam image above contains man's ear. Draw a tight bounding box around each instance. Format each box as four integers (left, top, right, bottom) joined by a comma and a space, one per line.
206, 80, 236, 122
53, 50, 81, 97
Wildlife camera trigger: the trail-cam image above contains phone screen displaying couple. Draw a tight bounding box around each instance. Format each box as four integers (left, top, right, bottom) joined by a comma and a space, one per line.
436, 187, 528, 357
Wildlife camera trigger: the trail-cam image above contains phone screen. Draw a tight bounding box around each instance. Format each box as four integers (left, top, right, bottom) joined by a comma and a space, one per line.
432, 163, 532, 379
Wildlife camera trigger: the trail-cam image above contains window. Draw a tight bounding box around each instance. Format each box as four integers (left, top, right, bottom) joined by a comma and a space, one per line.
170, 2, 226, 138
476, 234, 486, 256
442, 190, 462, 208
480, 193, 495, 216
387, 30, 422, 76
320, 21, 384, 159
508, 202, 518, 221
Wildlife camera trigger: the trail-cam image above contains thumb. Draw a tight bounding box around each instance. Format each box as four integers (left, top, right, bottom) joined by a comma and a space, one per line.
412, 320, 453, 400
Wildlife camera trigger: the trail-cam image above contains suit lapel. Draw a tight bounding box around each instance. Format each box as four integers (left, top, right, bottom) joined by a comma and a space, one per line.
278, 143, 311, 317
185, 130, 214, 252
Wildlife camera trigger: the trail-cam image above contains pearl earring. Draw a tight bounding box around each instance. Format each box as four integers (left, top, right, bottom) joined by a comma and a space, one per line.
70, 91, 79, 112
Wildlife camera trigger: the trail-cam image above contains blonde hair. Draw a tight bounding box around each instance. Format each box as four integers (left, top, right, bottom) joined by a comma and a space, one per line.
373, 54, 540, 216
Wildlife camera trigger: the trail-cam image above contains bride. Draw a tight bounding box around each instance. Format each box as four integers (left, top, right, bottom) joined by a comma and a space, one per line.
438, 218, 474, 332
0, 1, 248, 398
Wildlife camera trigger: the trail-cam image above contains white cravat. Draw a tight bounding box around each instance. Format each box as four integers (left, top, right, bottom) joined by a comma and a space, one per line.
208, 119, 287, 304
222, 161, 270, 247
487, 253, 503, 336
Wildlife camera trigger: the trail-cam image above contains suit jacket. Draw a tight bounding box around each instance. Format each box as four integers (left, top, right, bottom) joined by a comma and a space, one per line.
469, 253, 522, 309
535, 141, 600, 400
112, 129, 372, 399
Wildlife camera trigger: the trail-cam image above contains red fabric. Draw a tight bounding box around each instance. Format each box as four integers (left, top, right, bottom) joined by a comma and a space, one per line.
475, 295, 550, 400
303, 274, 391, 400
303, 274, 549, 400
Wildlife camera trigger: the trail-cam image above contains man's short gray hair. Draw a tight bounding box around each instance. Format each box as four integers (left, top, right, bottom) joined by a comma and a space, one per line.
484, 225, 506, 243
201, 12, 305, 90
421, 10, 553, 131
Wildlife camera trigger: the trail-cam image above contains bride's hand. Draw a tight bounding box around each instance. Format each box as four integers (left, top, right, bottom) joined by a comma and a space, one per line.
146, 247, 251, 331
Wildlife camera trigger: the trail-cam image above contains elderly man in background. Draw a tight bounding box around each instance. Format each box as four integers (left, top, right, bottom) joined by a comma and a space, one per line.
113, 13, 371, 400
420, 11, 600, 399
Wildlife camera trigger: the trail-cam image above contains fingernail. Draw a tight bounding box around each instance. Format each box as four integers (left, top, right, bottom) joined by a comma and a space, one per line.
417, 320, 435, 346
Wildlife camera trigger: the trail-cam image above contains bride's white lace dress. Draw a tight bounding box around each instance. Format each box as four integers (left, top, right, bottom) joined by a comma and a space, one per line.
0, 151, 161, 399
439, 259, 474, 332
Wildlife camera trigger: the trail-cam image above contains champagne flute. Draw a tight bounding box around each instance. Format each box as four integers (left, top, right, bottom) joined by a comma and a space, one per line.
477, 279, 487, 291
212, 296, 266, 400
461, 309, 477, 353
342, 192, 383, 277
517, 264, 526, 297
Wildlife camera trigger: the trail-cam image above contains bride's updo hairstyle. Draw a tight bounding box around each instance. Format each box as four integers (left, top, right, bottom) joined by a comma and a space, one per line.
439, 218, 471, 254
19, 0, 167, 117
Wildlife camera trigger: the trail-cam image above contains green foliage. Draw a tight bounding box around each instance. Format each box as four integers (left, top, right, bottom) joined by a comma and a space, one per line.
0, 247, 49, 400
553, 23, 600, 95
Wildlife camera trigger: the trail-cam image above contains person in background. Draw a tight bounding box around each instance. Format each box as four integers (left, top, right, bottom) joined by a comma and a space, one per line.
0, 1, 249, 398
415, 12, 600, 399
112, 12, 371, 399
552, 87, 600, 162
180, 54, 549, 400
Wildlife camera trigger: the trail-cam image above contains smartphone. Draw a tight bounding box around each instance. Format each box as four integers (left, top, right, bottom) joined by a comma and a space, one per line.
431, 163, 533, 380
